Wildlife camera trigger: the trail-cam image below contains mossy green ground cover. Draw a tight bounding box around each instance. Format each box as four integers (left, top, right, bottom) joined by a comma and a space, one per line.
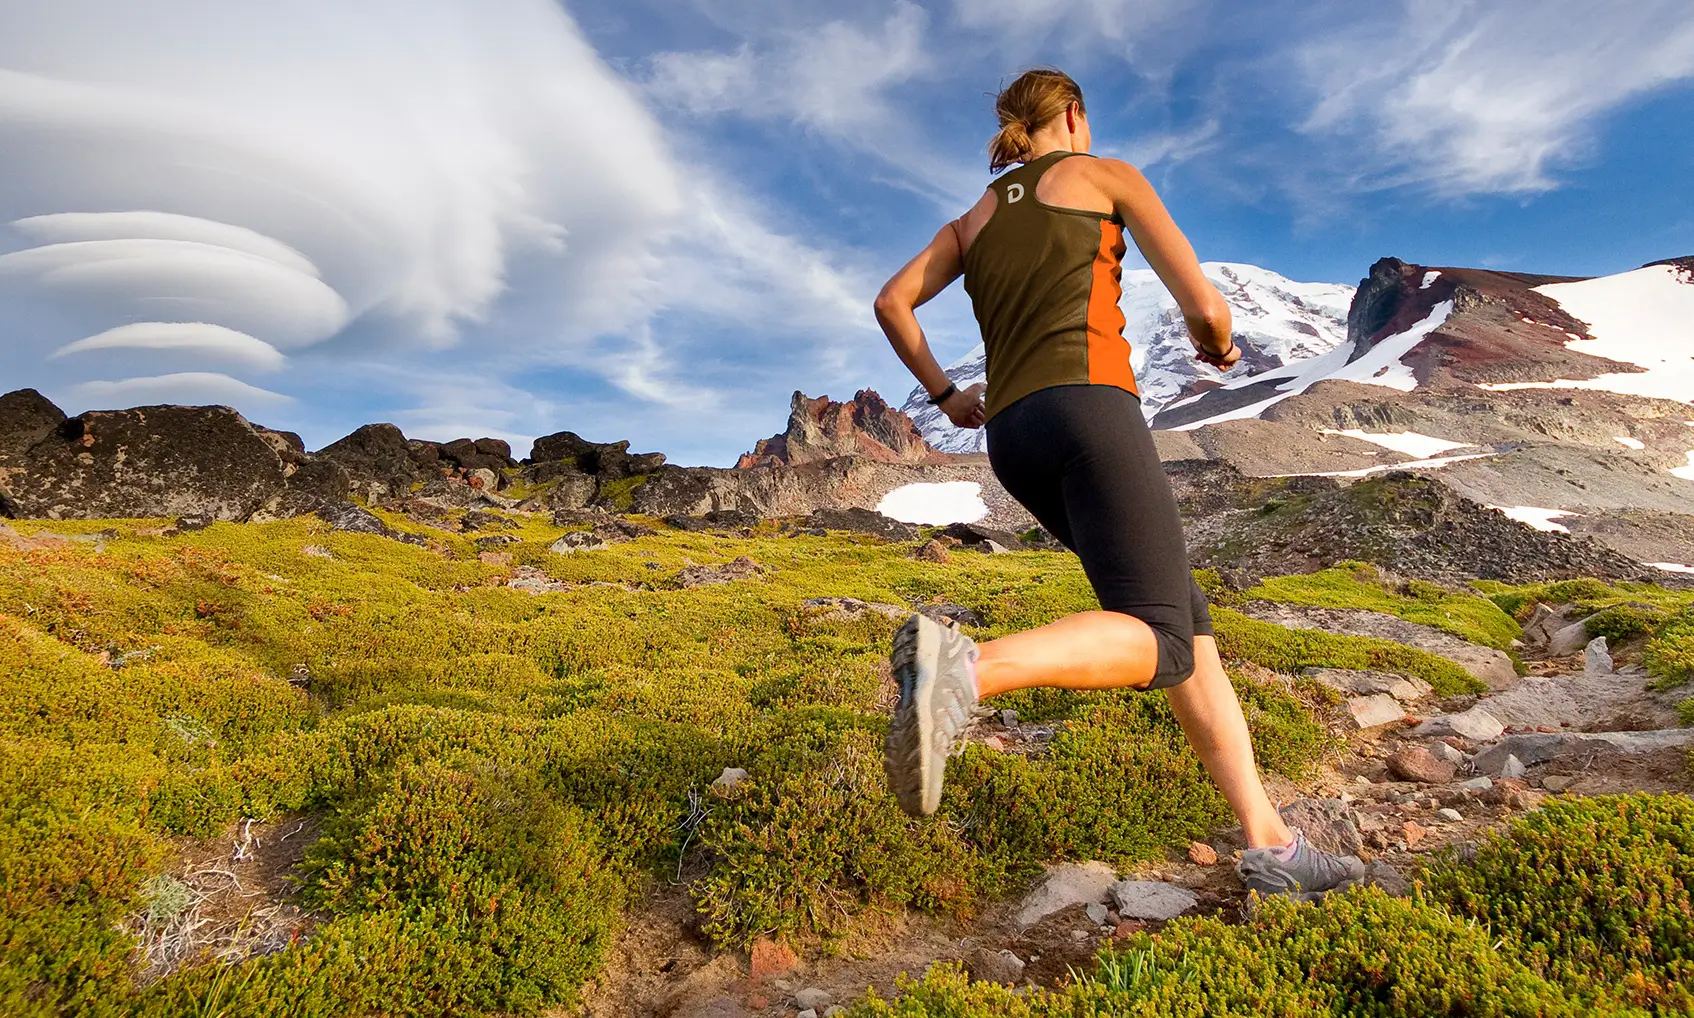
1245, 563, 1523, 651
1, 514, 1686, 1015
1477, 577, 1694, 692
854, 794, 1694, 1017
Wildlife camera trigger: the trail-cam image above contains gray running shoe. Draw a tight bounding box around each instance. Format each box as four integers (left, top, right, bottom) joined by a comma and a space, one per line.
884, 613, 983, 817
1236, 832, 1365, 899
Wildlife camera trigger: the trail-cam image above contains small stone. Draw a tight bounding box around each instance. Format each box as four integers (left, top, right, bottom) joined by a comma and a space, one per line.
1070, 929, 1089, 942
712, 767, 750, 791
1411, 706, 1505, 743
1498, 754, 1527, 780
1457, 776, 1493, 791
1547, 621, 1590, 657
302, 545, 333, 558
1584, 636, 1614, 675
798, 1011, 817, 1018
1364, 860, 1411, 896
795, 988, 833, 1011
1386, 746, 1458, 785
1437, 807, 1463, 822
1109, 880, 1199, 921
1354, 774, 1372, 786
1402, 820, 1431, 849
915, 538, 951, 564
1187, 841, 1219, 866
1347, 693, 1406, 729
1427, 741, 1467, 767
964, 947, 1025, 985
1015, 861, 1117, 926
1541, 774, 1577, 792
1001, 709, 1019, 728
1486, 777, 1538, 809
749, 938, 798, 982
550, 531, 608, 554
1086, 902, 1109, 925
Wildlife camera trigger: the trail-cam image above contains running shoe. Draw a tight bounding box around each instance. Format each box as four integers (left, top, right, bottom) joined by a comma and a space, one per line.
884, 613, 983, 816
1236, 832, 1365, 899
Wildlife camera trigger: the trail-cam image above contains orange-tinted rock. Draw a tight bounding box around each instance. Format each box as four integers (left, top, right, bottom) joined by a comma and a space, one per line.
1402, 820, 1431, 849
1187, 841, 1219, 866
749, 938, 798, 983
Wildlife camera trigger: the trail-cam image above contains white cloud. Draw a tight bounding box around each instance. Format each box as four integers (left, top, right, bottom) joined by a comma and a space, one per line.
951, 0, 1199, 50
1298, 0, 1694, 194
0, 0, 879, 432
647, 3, 929, 132
53, 323, 286, 371
643, 3, 981, 204
72, 372, 293, 407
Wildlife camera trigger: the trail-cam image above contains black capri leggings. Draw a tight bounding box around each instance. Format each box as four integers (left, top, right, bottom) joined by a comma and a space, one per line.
985, 383, 1212, 689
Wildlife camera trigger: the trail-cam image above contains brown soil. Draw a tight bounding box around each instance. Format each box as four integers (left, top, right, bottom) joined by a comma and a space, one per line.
128, 814, 323, 984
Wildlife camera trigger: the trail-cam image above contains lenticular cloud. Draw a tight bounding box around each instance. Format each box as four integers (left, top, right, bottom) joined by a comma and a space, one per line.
0, 0, 684, 408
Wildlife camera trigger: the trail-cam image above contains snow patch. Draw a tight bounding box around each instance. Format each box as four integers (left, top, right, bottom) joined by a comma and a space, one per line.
1487, 505, 1578, 534
1272, 451, 1495, 479
1321, 429, 1469, 458
1421, 271, 1441, 289
1651, 562, 1694, 575
1613, 436, 1646, 450
875, 481, 988, 526
1673, 451, 1694, 482
1172, 300, 1455, 431
1508, 265, 1694, 405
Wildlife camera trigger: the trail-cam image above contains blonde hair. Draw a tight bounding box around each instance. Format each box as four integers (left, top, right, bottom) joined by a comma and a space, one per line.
988, 69, 1085, 172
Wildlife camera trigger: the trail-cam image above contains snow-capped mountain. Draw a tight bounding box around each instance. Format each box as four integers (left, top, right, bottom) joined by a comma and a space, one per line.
902, 262, 1354, 453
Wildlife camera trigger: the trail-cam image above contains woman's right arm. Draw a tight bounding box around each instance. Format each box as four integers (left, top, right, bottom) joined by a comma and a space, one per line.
1098, 161, 1240, 369
874, 215, 988, 428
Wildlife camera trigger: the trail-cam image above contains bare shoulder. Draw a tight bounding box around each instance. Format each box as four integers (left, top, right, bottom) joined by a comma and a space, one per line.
1082, 156, 1152, 191
953, 187, 998, 252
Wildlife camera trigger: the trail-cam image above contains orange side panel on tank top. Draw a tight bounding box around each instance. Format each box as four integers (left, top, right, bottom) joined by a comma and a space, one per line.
1085, 220, 1138, 395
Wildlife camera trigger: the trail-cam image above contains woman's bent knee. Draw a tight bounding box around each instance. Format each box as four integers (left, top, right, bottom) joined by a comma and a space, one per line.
1145, 627, 1196, 689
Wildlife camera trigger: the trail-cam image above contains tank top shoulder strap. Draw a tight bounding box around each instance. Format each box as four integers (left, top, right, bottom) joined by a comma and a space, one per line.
987, 152, 1120, 224
988, 151, 1071, 208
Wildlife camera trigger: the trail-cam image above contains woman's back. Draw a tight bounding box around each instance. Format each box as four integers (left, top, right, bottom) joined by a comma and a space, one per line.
959, 151, 1137, 420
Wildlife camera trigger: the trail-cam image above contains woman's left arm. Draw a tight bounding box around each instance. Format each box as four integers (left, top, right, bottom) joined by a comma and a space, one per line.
873, 220, 985, 428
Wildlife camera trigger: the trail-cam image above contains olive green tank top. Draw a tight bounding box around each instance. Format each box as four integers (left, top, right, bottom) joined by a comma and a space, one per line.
962, 151, 1137, 420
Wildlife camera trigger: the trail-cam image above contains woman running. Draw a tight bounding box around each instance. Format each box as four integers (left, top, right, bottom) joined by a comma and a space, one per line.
874, 69, 1362, 898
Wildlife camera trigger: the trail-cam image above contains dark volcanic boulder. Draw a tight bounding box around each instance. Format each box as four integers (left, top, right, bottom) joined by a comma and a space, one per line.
316, 423, 424, 500
525, 430, 665, 479
805, 507, 917, 542
942, 521, 1027, 549
0, 389, 67, 467
254, 457, 353, 520
8, 405, 288, 521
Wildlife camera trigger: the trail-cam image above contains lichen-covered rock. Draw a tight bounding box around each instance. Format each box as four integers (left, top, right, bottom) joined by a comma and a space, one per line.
0, 388, 67, 468
316, 423, 424, 502
525, 430, 664, 480
7, 404, 289, 521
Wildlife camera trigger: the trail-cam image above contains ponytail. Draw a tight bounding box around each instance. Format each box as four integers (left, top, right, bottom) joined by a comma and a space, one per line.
988, 69, 1085, 173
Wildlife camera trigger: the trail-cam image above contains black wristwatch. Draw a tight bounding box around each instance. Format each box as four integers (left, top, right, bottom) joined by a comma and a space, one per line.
925, 382, 958, 405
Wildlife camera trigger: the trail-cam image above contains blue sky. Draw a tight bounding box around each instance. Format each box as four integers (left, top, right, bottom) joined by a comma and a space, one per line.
2, 0, 1691, 465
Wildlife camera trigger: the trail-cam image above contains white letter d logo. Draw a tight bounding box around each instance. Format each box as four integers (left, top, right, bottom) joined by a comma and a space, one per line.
1006, 183, 1025, 203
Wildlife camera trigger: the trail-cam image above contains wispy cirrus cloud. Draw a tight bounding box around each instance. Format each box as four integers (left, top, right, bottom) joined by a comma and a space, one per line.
1296, 0, 1694, 194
